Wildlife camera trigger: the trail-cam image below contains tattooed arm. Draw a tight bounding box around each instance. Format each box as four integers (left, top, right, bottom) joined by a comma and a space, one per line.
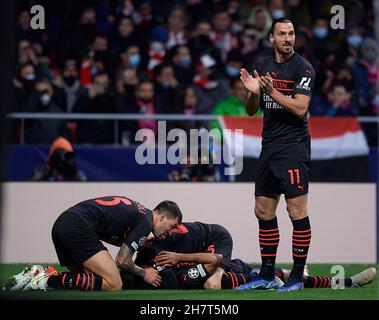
115, 243, 162, 287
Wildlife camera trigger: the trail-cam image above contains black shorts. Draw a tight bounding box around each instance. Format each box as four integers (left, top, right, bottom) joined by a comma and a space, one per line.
207, 225, 233, 271
255, 138, 310, 197
51, 210, 107, 267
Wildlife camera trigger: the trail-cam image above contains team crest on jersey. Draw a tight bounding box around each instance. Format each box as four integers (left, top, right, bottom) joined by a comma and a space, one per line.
188, 267, 200, 279
138, 236, 147, 247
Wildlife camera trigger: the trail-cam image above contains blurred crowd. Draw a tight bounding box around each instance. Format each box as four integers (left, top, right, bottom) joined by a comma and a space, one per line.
12, 0, 379, 144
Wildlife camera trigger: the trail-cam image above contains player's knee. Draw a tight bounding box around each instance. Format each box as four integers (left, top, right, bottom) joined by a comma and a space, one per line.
254, 204, 272, 220
204, 278, 221, 290
105, 275, 123, 291
286, 203, 306, 219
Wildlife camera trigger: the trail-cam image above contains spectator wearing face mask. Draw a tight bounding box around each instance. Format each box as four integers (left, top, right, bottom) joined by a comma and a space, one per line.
352, 37, 379, 115
120, 44, 147, 81
14, 62, 37, 110
223, 50, 244, 85
324, 82, 359, 116
22, 79, 69, 143
345, 26, 364, 65
61, 7, 99, 64
170, 45, 194, 86
187, 20, 222, 64
53, 59, 86, 113
192, 54, 229, 124
311, 17, 338, 66
154, 63, 182, 115
72, 72, 121, 144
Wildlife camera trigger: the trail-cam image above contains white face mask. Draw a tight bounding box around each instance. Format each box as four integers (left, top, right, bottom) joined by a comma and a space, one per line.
24, 74, 36, 81
40, 93, 51, 106
271, 9, 285, 20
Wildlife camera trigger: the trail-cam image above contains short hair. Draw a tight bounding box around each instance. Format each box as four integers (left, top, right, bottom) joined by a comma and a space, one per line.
269, 18, 293, 36
154, 200, 183, 223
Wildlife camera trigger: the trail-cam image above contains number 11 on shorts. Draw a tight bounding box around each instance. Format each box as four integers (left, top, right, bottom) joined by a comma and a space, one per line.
288, 169, 300, 185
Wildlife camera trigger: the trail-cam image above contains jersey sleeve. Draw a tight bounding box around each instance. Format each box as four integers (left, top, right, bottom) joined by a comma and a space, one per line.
293, 63, 316, 97
124, 220, 151, 253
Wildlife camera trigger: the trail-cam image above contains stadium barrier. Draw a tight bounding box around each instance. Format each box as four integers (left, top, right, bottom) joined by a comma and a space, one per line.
0, 182, 376, 264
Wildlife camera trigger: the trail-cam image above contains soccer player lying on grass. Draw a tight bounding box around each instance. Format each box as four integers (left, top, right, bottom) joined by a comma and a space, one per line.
3, 196, 182, 292
130, 222, 376, 290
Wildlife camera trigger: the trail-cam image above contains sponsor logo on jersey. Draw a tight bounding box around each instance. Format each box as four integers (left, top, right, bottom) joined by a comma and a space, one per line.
296, 77, 311, 90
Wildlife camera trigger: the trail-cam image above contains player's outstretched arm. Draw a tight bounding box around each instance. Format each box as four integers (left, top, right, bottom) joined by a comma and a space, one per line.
155, 251, 222, 273
116, 243, 162, 287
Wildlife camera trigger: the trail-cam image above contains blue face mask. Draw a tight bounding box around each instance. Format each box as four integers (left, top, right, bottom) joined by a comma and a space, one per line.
313, 27, 328, 39
178, 56, 192, 68
128, 54, 141, 67
226, 66, 240, 78
347, 35, 363, 48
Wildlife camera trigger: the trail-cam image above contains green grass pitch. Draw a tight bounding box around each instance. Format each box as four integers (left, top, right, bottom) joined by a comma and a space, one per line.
0, 263, 377, 300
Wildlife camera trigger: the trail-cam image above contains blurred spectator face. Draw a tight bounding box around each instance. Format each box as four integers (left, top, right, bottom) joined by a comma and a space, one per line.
63, 60, 79, 86
18, 11, 31, 30
122, 67, 139, 86
185, 87, 197, 107
226, 60, 242, 78
313, 19, 329, 39
269, 0, 285, 19
137, 82, 154, 102
328, 84, 351, 108
157, 65, 177, 88
93, 36, 108, 51
138, 2, 152, 17
18, 40, 35, 61
122, 45, 141, 67
347, 27, 363, 48
337, 68, 352, 82
20, 64, 35, 80
173, 46, 192, 68
193, 21, 212, 36
270, 22, 295, 56
241, 27, 260, 50
35, 80, 53, 106
80, 8, 96, 24
254, 10, 267, 31
118, 18, 134, 37
93, 73, 109, 93
168, 8, 186, 32
232, 80, 246, 101
361, 38, 379, 64
212, 12, 231, 32
294, 31, 309, 51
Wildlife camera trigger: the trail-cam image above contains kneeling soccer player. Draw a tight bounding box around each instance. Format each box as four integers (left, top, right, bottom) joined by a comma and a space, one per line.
3, 196, 182, 292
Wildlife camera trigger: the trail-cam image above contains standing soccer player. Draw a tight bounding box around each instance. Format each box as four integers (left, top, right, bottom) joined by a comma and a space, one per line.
239, 18, 315, 292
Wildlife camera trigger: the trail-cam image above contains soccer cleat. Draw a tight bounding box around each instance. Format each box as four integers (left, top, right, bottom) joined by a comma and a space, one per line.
2, 264, 44, 291
23, 265, 58, 291
350, 267, 376, 288
303, 264, 309, 277
234, 276, 279, 290
277, 278, 304, 292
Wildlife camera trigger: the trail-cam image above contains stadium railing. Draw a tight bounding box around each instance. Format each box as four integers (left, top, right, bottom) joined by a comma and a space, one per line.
7, 113, 379, 145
